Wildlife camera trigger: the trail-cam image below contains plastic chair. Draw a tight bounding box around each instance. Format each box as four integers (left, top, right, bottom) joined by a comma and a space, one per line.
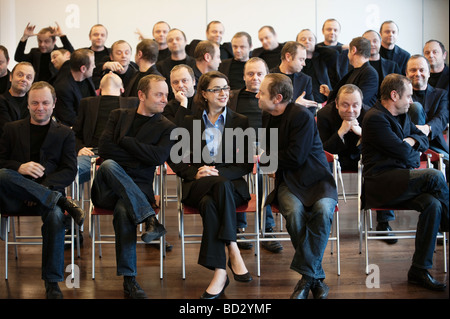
1, 182, 79, 280
176, 163, 260, 279
89, 162, 166, 279
359, 149, 448, 274
260, 150, 341, 275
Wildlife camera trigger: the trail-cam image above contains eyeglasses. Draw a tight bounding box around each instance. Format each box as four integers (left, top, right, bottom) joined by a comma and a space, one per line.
205, 86, 230, 94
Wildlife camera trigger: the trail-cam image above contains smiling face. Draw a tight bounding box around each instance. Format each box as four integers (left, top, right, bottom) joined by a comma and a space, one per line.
10, 63, 35, 96
138, 79, 169, 115
202, 77, 229, 111
406, 57, 430, 91
28, 86, 55, 125
336, 91, 362, 121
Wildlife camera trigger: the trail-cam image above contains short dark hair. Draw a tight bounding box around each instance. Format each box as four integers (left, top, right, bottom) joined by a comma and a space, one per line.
380, 73, 411, 101
322, 18, 341, 31
259, 25, 276, 35
380, 20, 399, 33
70, 48, 94, 71
232, 32, 252, 48
194, 40, 217, 62
424, 39, 447, 54
349, 37, 371, 59
136, 39, 159, 63
206, 21, 223, 32
89, 24, 108, 37
281, 41, 305, 61
264, 73, 293, 104
137, 74, 166, 96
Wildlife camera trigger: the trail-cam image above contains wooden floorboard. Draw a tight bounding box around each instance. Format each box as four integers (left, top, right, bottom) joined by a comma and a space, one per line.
0, 174, 448, 304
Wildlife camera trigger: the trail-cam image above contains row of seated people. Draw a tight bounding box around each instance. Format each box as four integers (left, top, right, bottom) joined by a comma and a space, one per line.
0, 19, 448, 299
0, 66, 448, 300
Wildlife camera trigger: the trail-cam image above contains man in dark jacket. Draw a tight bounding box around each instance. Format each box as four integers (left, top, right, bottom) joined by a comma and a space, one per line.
14, 22, 74, 82
0, 81, 84, 299
91, 74, 175, 299
258, 73, 338, 299
361, 74, 448, 291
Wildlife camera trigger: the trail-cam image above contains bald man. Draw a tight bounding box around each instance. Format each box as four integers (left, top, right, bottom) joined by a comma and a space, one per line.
72, 72, 139, 184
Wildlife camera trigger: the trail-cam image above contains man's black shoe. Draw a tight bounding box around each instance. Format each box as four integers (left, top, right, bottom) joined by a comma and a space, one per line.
123, 276, 148, 299
311, 279, 329, 299
408, 266, 447, 291
290, 276, 313, 299
141, 215, 166, 243
261, 228, 283, 253
237, 229, 253, 250
45, 281, 63, 299
59, 198, 85, 227
376, 222, 398, 244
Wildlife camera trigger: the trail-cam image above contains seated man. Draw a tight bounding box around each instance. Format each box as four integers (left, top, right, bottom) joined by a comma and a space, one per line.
91, 74, 176, 299
0, 62, 35, 136
257, 73, 338, 299
270, 41, 317, 114
317, 84, 397, 243
124, 39, 161, 97
322, 37, 379, 107
53, 48, 96, 126
0, 81, 85, 299
361, 73, 449, 291
72, 72, 139, 184
406, 54, 449, 179
163, 64, 196, 124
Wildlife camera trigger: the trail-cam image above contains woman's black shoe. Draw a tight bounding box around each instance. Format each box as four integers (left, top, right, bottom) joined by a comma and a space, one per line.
200, 276, 229, 299
227, 259, 252, 282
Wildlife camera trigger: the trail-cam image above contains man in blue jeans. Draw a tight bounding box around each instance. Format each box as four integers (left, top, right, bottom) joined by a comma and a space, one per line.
0, 81, 84, 299
91, 74, 176, 299
362, 73, 448, 291
257, 73, 338, 299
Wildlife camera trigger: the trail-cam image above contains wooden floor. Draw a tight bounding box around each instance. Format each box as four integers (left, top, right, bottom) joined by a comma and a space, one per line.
0, 174, 448, 304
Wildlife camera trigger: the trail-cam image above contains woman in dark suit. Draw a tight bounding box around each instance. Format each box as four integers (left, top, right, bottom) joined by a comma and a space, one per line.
170, 71, 253, 299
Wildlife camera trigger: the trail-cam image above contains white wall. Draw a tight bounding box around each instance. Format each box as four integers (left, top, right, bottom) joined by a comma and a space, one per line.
0, 0, 449, 67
